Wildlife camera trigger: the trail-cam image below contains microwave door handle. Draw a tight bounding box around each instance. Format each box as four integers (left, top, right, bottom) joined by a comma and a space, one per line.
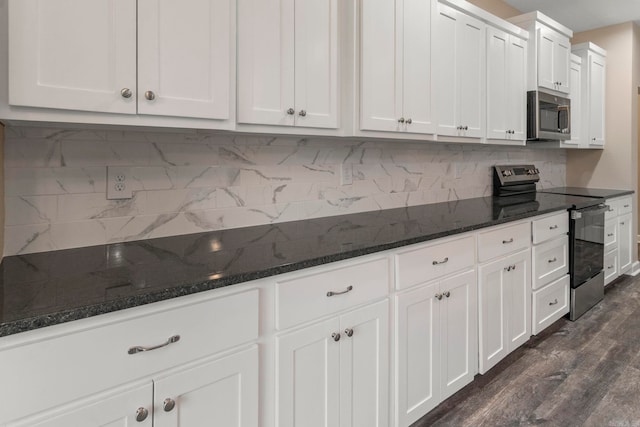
558, 105, 570, 133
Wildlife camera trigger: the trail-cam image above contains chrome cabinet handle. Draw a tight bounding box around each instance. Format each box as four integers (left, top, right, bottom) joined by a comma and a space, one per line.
344, 328, 354, 337
502, 238, 514, 244
549, 225, 558, 230
463, 126, 468, 130
298, 110, 307, 117
624, 204, 630, 208
406, 118, 412, 124
608, 265, 614, 270
121, 88, 133, 99
398, 117, 405, 124
327, 285, 353, 297
443, 291, 451, 298
286, 108, 295, 115
432, 257, 449, 266
144, 90, 156, 101
607, 233, 614, 237
548, 257, 557, 263
435, 293, 443, 300
549, 299, 558, 306
332, 332, 341, 342
128, 335, 180, 355
136, 407, 149, 422
163, 398, 176, 412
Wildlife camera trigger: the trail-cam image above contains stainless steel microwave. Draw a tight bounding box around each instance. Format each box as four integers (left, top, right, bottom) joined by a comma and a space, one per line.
527, 90, 571, 141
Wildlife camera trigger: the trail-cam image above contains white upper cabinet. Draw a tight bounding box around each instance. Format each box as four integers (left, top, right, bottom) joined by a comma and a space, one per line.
508, 12, 573, 94
434, 3, 486, 139
360, 0, 435, 134
8, 0, 233, 121
9, 0, 137, 114
571, 42, 607, 148
237, 0, 338, 128
137, 0, 232, 119
567, 54, 582, 146
486, 26, 527, 143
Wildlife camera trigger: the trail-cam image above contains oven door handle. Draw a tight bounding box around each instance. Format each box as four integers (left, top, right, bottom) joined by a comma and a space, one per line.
571, 204, 608, 220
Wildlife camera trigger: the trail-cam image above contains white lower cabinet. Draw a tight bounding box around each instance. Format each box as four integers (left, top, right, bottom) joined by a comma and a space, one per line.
9, 346, 259, 427
478, 248, 531, 374
532, 275, 569, 335
618, 212, 633, 275
276, 300, 389, 427
395, 269, 477, 427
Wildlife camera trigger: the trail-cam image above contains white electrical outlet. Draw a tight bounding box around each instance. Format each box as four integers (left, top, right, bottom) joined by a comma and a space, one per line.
341, 163, 353, 185
107, 166, 133, 200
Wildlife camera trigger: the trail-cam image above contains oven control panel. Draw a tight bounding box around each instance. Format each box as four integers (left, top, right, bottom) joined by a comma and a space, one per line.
494, 165, 540, 186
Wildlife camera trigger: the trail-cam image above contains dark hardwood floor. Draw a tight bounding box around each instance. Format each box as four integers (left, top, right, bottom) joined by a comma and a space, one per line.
413, 274, 640, 427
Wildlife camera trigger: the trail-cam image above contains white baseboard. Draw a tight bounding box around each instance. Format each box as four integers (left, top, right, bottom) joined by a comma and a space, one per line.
630, 261, 640, 276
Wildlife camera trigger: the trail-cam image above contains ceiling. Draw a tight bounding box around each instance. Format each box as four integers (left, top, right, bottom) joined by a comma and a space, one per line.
503, 0, 640, 33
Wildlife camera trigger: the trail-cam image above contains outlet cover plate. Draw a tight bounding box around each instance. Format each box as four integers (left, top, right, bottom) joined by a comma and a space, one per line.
107, 166, 133, 200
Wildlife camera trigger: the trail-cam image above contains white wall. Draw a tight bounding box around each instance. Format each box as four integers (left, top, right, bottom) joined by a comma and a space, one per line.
3, 126, 567, 255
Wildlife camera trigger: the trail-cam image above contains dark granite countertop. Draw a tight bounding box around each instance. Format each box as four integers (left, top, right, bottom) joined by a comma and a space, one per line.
539, 187, 634, 199
0, 192, 605, 337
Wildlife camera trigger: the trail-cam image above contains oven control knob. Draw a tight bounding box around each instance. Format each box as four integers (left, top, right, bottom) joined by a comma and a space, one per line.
502, 170, 509, 177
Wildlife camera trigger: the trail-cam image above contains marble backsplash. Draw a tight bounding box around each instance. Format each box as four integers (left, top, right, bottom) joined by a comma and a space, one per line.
3, 126, 566, 255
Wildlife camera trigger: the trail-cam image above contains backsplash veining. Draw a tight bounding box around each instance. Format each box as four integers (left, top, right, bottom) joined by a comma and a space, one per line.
3, 126, 566, 255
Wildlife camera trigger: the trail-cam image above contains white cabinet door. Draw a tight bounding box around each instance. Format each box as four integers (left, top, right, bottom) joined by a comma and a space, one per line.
505, 250, 531, 350
486, 28, 526, 142
277, 318, 341, 427
401, 0, 435, 134
568, 55, 582, 146
618, 213, 633, 274
588, 53, 606, 146
237, 0, 338, 128
537, 28, 555, 92
360, 0, 400, 132
478, 249, 530, 374
137, 0, 232, 119
339, 300, 389, 427
395, 282, 441, 427
8, 0, 137, 114
8, 382, 152, 427
439, 270, 477, 400
554, 36, 571, 93
237, 0, 295, 126
153, 347, 258, 427
435, 4, 484, 138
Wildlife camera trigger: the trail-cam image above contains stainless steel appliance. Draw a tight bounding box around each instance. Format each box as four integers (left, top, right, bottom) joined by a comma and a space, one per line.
527, 90, 571, 141
493, 165, 605, 321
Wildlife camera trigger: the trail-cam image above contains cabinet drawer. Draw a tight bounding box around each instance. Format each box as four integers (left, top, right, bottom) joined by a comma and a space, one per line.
532, 211, 568, 244
0, 289, 259, 424
532, 275, 569, 335
276, 257, 390, 330
532, 236, 569, 290
477, 222, 530, 262
604, 250, 618, 286
618, 197, 632, 215
604, 219, 617, 251
395, 236, 475, 289
605, 199, 619, 220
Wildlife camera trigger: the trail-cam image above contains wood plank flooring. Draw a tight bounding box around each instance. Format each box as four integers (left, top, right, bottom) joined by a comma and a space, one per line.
413, 274, 640, 427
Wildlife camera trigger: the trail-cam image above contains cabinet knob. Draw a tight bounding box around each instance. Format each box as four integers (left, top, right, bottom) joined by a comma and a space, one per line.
286, 108, 295, 115
298, 110, 307, 117
398, 117, 405, 124
406, 118, 412, 124
344, 328, 354, 337
332, 332, 341, 342
435, 293, 443, 300
145, 91, 156, 101
443, 291, 451, 298
163, 398, 176, 412
463, 126, 468, 131
120, 88, 133, 99
135, 407, 149, 422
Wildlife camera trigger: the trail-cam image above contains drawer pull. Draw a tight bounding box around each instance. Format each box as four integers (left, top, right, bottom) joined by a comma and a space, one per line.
344, 328, 354, 337
607, 233, 614, 237
128, 335, 180, 355
326, 285, 353, 297
548, 257, 557, 263
549, 225, 559, 230
549, 299, 559, 306
608, 265, 614, 270
607, 208, 615, 212
624, 204, 630, 208
621, 222, 626, 225
432, 257, 449, 266
502, 238, 514, 244
332, 332, 341, 342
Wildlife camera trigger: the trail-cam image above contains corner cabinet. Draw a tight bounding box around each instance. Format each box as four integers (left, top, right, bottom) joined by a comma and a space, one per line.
486, 26, 527, 143
8, 0, 234, 121
434, 2, 486, 139
237, 0, 339, 129
360, 0, 435, 134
